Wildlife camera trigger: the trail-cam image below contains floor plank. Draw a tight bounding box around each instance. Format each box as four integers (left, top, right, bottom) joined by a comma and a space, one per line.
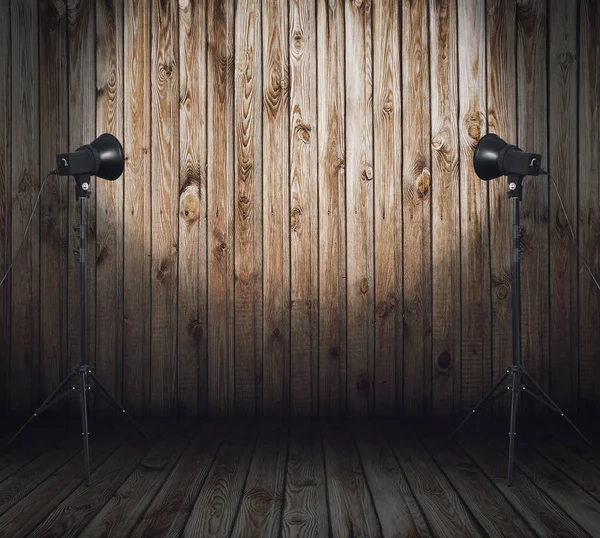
78, 421, 196, 537
0, 419, 71, 483
0, 423, 129, 538
535, 441, 600, 504
230, 421, 289, 538
0, 418, 595, 537
182, 420, 258, 538
386, 424, 484, 537
485, 429, 600, 537
27, 426, 152, 538
0, 431, 82, 517
321, 421, 382, 538
457, 432, 589, 537
131, 420, 228, 538
354, 421, 429, 537
421, 434, 535, 537
281, 420, 328, 538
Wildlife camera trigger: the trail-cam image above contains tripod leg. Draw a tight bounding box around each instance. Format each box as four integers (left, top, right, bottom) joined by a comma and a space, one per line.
450, 371, 511, 439
89, 373, 147, 439
79, 370, 91, 486
507, 370, 521, 485
35, 386, 73, 416
521, 373, 591, 445
6, 372, 76, 448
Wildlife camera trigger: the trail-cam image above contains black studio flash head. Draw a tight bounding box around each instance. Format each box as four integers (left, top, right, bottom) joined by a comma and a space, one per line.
473, 133, 544, 180
56, 133, 124, 181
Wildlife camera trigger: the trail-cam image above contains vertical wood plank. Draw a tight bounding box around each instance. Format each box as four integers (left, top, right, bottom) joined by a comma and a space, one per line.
207, 0, 235, 417
458, 0, 490, 413
345, 0, 374, 416
67, 0, 96, 396
548, 0, 578, 413
317, 0, 346, 417
151, 0, 179, 416
0, 0, 10, 414
96, 0, 124, 411
579, 0, 600, 415
234, 0, 263, 416
39, 0, 68, 408
123, 0, 151, 416
178, 0, 207, 416
290, 0, 318, 416
430, 0, 460, 415
11, 0, 39, 412
402, 0, 432, 416
372, 0, 401, 415
262, 0, 290, 416
517, 0, 549, 411
487, 0, 517, 415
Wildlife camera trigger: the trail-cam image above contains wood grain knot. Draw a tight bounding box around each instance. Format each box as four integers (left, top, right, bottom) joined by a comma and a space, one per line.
437, 352, 452, 371
238, 195, 251, 220
555, 210, 569, 232
356, 373, 369, 394
294, 123, 311, 144
387, 293, 397, 307
290, 206, 302, 231
48, 0, 67, 24
156, 260, 169, 282
264, 64, 288, 119
353, 0, 371, 11
416, 168, 431, 198
17, 173, 32, 194
376, 301, 388, 318
159, 61, 175, 81
284, 513, 309, 527
336, 157, 345, 170
188, 320, 203, 345
382, 92, 394, 116
272, 327, 281, 337
292, 30, 303, 47
244, 488, 277, 512
362, 166, 373, 181
180, 182, 201, 226
558, 51, 576, 71
360, 278, 369, 294
330, 347, 339, 359
214, 240, 227, 259
96, 245, 109, 266
492, 268, 511, 301
431, 134, 444, 151
466, 112, 482, 142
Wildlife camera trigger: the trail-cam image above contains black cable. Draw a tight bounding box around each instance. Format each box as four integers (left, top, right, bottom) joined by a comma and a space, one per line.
0, 169, 58, 289
549, 173, 600, 292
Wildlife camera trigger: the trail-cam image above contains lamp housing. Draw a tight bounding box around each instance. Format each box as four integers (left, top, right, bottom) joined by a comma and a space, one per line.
56, 133, 124, 181
473, 133, 543, 180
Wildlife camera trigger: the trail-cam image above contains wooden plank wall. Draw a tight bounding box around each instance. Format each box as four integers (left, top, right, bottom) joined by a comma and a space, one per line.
1, 0, 598, 417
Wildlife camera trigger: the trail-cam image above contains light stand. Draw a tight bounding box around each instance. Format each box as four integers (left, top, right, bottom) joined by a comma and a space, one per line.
451, 172, 590, 484
7, 136, 146, 486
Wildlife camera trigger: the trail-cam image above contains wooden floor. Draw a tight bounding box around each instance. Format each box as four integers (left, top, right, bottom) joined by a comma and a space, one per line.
0, 416, 599, 537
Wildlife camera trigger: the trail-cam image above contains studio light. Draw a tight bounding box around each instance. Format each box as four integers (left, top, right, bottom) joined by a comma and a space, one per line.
473, 133, 543, 180
452, 133, 589, 485
56, 133, 124, 181
8, 133, 145, 486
